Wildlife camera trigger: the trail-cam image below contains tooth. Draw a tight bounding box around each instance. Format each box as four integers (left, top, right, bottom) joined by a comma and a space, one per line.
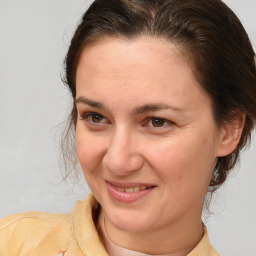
133, 186, 140, 192
117, 187, 125, 192
125, 187, 134, 193
140, 186, 147, 191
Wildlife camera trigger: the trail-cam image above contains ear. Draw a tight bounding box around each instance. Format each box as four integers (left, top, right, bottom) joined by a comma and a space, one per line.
217, 113, 245, 157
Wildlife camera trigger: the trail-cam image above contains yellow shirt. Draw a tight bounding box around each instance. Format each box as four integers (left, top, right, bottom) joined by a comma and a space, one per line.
0, 194, 220, 256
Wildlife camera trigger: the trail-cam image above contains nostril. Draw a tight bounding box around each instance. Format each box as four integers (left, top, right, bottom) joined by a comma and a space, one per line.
103, 152, 144, 175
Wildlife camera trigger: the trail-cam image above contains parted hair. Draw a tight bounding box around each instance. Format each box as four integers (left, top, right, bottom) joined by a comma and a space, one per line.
62, 0, 256, 192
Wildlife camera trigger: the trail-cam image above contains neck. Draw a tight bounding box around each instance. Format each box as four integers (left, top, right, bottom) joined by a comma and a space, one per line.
98, 209, 204, 256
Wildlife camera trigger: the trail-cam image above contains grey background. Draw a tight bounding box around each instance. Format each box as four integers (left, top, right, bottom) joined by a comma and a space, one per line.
0, 0, 255, 255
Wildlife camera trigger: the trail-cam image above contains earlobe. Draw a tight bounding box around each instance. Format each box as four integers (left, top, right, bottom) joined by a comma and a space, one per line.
217, 114, 245, 157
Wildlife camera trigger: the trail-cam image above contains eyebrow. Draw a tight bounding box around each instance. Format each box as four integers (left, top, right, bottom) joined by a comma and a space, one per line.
75, 96, 184, 114
75, 97, 106, 109
134, 103, 183, 114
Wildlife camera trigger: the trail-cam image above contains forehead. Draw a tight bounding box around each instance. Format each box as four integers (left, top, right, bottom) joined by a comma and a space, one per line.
77, 37, 186, 76
75, 36, 210, 110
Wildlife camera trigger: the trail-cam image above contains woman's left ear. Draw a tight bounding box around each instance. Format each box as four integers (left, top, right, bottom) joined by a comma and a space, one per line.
217, 113, 245, 157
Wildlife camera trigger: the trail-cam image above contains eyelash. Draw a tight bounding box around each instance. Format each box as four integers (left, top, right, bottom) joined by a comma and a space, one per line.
145, 117, 174, 128
79, 112, 174, 129
79, 112, 107, 124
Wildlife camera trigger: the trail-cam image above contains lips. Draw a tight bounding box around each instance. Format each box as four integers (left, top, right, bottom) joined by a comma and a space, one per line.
116, 185, 149, 193
105, 180, 156, 203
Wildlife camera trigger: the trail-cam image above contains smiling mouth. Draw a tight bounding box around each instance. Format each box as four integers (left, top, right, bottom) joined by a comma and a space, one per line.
106, 181, 156, 203
115, 185, 152, 193
106, 180, 155, 193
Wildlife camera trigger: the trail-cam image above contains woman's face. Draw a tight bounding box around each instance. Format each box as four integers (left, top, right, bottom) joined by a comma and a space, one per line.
75, 37, 223, 233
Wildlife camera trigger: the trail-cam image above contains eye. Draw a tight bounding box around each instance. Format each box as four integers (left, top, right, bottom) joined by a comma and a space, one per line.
79, 112, 108, 124
150, 118, 166, 127
89, 113, 105, 123
147, 117, 173, 128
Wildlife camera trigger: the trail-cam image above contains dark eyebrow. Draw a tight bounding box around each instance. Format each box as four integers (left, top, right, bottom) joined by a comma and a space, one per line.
75, 97, 107, 109
75, 96, 183, 114
134, 103, 183, 114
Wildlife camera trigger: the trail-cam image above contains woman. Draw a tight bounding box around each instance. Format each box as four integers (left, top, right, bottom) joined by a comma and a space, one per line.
1, 0, 256, 255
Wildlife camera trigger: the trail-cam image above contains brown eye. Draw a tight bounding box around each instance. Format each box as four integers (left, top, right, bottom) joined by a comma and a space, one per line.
151, 118, 166, 127
79, 112, 107, 124
90, 114, 104, 123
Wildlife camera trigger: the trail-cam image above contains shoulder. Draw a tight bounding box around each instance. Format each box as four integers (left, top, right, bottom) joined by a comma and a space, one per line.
0, 194, 99, 256
1, 210, 67, 224
0, 211, 72, 255
0, 210, 69, 233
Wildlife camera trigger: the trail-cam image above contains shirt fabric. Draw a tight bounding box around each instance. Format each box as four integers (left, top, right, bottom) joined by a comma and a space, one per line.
0, 194, 220, 256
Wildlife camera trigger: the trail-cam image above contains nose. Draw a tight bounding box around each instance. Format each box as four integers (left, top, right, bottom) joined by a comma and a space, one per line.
102, 128, 144, 176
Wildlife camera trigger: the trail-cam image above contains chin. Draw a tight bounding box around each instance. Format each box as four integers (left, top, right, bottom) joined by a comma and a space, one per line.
94, 189, 161, 233
105, 206, 154, 233
111, 217, 148, 233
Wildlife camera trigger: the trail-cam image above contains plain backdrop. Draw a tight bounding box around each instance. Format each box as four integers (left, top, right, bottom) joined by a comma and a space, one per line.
0, 1, 255, 255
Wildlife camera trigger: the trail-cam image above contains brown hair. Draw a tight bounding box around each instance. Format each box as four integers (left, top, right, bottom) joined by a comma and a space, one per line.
62, 0, 256, 192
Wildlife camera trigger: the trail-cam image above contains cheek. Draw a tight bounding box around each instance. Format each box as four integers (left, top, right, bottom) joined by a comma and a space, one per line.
143, 139, 188, 195
147, 134, 216, 190
75, 130, 106, 174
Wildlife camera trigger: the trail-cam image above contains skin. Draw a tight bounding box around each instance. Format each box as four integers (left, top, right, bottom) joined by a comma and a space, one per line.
75, 37, 243, 255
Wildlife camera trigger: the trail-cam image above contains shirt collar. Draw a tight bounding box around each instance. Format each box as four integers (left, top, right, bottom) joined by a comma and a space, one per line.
70, 194, 219, 256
